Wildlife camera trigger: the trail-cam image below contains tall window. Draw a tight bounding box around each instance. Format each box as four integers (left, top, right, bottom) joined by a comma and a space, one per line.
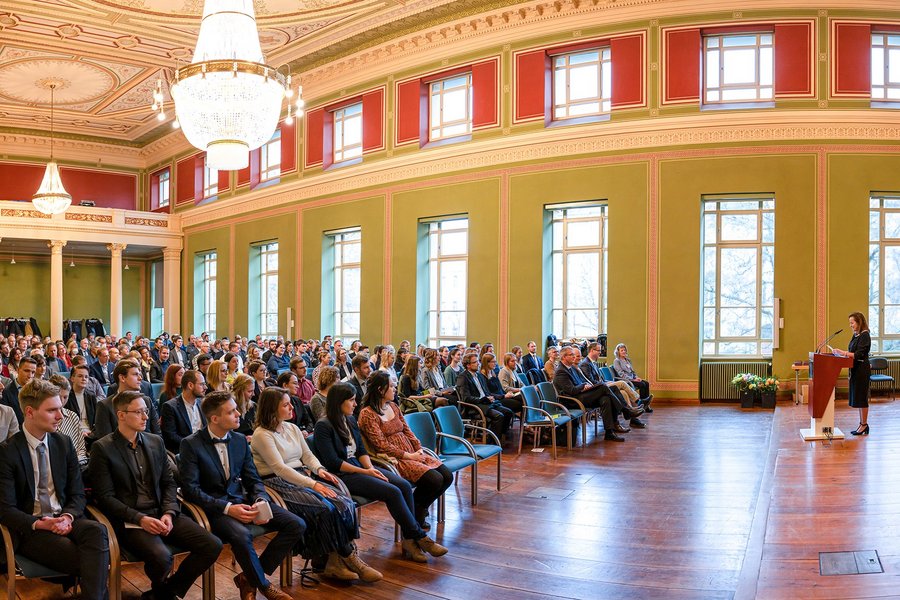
260, 130, 281, 182
203, 156, 218, 198
258, 242, 279, 337
869, 196, 900, 353
158, 170, 170, 208
330, 229, 361, 338
333, 103, 363, 163
703, 33, 773, 104
552, 48, 611, 120
872, 33, 900, 101
426, 218, 468, 347
702, 198, 774, 357
201, 252, 217, 337
550, 204, 607, 337
429, 74, 472, 141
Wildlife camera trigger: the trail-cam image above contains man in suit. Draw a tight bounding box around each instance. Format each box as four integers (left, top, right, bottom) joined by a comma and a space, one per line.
0, 379, 110, 599
579, 343, 652, 414
521, 340, 544, 373
2, 356, 37, 425
71, 354, 107, 400
345, 354, 371, 401
150, 346, 172, 384
94, 359, 161, 439
456, 353, 514, 440
65, 364, 99, 440
178, 391, 304, 600
170, 335, 187, 367
90, 347, 115, 387
89, 390, 222, 600
160, 370, 207, 454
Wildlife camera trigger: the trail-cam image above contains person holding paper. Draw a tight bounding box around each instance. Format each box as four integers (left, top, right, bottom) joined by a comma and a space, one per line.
833, 312, 872, 436
178, 391, 305, 600
89, 390, 222, 600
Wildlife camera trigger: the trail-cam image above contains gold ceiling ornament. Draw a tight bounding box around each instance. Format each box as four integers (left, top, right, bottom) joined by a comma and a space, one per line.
154, 0, 304, 171
32, 81, 72, 215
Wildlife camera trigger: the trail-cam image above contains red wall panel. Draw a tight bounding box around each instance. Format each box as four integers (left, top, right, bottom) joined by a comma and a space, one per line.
217, 168, 230, 193
362, 89, 384, 152
472, 59, 498, 128
664, 28, 701, 103
175, 156, 196, 204
0, 162, 45, 201
305, 108, 325, 167
514, 50, 548, 121
611, 34, 645, 108
280, 122, 297, 173
775, 23, 813, 97
58, 167, 136, 209
396, 79, 423, 145
833, 23, 871, 96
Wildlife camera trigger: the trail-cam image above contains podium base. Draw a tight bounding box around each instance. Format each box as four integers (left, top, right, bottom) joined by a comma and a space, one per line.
799, 390, 842, 441
799, 426, 845, 441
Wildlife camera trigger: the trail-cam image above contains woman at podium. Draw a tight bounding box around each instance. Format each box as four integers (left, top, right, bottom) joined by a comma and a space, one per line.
833, 312, 871, 435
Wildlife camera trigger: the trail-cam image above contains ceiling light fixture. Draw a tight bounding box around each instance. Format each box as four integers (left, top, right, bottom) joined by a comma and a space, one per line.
160, 0, 302, 171
32, 82, 72, 215
10, 245, 16, 265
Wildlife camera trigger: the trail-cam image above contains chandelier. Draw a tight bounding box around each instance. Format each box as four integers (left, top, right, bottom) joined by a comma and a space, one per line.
32, 82, 72, 215
162, 0, 304, 171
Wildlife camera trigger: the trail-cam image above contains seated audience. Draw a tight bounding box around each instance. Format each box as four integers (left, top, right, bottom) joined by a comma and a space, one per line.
456, 352, 514, 440
580, 343, 651, 412
311, 350, 333, 389
64, 364, 98, 440
94, 359, 161, 439
2, 347, 23, 379
310, 366, 339, 422
230, 373, 258, 438
49, 375, 89, 469
275, 371, 316, 435
345, 354, 371, 407
206, 359, 229, 393
158, 364, 185, 405
398, 356, 440, 411
149, 346, 172, 383
378, 346, 399, 386
442, 347, 464, 387
314, 383, 447, 563
2, 356, 36, 424
248, 360, 269, 401
613, 343, 653, 404
334, 347, 353, 381
265, 342, 290, 376
543, 346, 560, 382
418, 348, 456, 402
45, 343, 68, 376
492, 353, 524, 413
223, 352, 241, 385
0, 400, 18, 441
290, 357, 316, 403
251, 387, 381, 583
522, 341, 543, 373
161, 369, 208, 454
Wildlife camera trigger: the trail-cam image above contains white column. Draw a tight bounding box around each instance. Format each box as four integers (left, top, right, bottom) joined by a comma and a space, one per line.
162, 248, 182, 334
48, 240, 66, 340
107, 243, 126, 339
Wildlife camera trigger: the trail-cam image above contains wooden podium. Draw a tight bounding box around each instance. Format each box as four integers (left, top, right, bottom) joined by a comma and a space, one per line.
800, 352, 853, 441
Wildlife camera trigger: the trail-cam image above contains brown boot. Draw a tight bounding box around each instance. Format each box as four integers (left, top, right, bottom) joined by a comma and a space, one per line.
416, 536, 448, 557
259, 583, 291, 600
400, 538, 428, 563
233, 573, 256, 600
343, 548, 383, 582
323, 551, 359, 581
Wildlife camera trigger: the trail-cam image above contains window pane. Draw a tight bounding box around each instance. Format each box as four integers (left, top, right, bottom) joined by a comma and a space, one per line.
439, 261, 467, 310
885, 213, 900, 238
566, 309, 598, 337
439, 311, 465, 336
720, 213, 758, 241
566, 221, 600, 247
719, 248, 757, 306
569, 65, 599, 100
722, 49, 756, 84
440, 231, 467, 255
884, 246, 900, 304
565, 253, 599, 309
342, 268, 360, 311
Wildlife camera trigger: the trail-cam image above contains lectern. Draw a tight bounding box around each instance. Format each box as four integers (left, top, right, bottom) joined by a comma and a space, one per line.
800, 352, 853, 441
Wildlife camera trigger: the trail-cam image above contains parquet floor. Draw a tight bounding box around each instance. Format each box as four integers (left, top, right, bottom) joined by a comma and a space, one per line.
9, 399, 900, 599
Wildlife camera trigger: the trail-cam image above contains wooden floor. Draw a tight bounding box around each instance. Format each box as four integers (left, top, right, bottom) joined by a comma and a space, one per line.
11, 398, 900, 599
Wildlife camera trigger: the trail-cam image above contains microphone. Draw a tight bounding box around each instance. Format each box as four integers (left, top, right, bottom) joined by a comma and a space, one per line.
815, 328, 844, 354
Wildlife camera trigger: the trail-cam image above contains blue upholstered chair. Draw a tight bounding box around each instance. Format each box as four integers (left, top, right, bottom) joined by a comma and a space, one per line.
536, 381, 591, 446
404, 412, 478, 505
869, 357, 895, 402
433, 405, 502, 507
150, 382, 164, 404
518, 385, 572, 459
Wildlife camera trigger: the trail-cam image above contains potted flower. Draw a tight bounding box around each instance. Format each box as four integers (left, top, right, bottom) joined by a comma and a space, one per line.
758, 376, 779, 409
732, 373, 759, 408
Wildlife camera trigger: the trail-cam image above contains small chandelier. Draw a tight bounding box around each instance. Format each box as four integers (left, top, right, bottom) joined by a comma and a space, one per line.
164, 0, 303, 171
32, 82, 72, 215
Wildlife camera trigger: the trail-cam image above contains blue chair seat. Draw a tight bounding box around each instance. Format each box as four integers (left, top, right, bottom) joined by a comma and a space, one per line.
439, 455, 476, 472
469, 445, 502, 460
527, 413, 571, 426
871, 374, 893, 381
15, 555, 68, 579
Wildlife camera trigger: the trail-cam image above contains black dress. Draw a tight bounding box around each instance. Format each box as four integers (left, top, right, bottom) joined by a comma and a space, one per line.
848, 331, 871, 409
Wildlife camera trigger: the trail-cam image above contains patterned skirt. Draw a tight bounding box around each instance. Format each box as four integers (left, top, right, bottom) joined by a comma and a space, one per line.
263, 475, 359, 559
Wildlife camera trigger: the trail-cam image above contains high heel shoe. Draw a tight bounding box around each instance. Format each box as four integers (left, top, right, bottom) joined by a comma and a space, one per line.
851, 423, 870, 436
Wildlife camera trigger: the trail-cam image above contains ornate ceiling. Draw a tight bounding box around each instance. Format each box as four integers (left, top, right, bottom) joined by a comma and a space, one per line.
0, 0, 461, 146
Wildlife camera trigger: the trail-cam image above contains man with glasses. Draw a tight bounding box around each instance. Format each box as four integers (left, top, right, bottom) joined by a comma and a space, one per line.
456, 353, 514, 440
89, 390, 222, 600
160, 370, 208, 454
93, 359, 161, 440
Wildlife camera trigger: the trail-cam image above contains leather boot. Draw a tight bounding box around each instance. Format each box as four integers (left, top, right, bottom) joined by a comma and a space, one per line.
416, 536, 448, 557
323, 551, 359, 581
343, 547, 383, 582
401, 538, 428, 562
233, 573, 256, 600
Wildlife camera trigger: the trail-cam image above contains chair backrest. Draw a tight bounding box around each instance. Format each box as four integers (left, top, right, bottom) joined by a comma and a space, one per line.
520, 386, 546, 423
526, 368, 546, 385
404, 412, 438, 452
305, 435, 319, 460
150, 382, 164, 401
516, 372, 529, 387
870, 356, 889, 370
600, 366, 616, 382
433, 406, 468, 454
536, 381, 558, 405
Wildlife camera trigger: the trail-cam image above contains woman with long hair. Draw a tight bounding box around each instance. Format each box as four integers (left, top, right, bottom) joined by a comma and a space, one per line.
313, 383, 447, 563
252, 387, 381, 583
398, 356, 438, 408
205, 359, 229, 392
334, 347, 352, 381
419, 348, 455, 402
834, 312, 872, 435
481, 353, 522, 413
158, 364, 185, 404
247, 360, 269, 401
230, 373, 257, 438
2, 346, 22, 379
223, 352, 241, 385
358, 371, 453, 530
310, 366, 339, 422
379, 346, 399, 386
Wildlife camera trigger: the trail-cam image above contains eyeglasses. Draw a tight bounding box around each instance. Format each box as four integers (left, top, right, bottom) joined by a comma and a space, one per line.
123, 409, 150, 417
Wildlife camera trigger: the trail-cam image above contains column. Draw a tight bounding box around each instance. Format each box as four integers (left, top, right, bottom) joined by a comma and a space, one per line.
107, 243, 126, 339
48, 240, 66, 340
162, 247, 182, 334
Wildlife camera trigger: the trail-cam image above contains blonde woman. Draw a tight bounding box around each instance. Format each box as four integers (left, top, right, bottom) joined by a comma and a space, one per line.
378, 345, 399, 386
543, 346, 560, 382
310, 366, 339, 422
230, 373, 257, 438
206, 359, 229, 392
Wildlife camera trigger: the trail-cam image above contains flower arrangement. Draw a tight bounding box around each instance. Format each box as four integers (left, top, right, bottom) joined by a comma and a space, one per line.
758, 376, 779, 393
731, 373, 760, 392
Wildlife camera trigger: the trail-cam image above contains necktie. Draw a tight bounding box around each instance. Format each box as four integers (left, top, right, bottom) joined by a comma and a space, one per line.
570, 366, 585, 385
36, 443, 54, 517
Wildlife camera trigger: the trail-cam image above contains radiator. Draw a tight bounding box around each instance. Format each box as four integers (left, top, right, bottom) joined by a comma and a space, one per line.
699, 361, 772, 402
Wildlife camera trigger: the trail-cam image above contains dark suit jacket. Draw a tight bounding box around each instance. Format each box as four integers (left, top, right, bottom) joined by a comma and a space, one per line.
178, 428, 269, 514
107, 379, 153, 399
64, 389, 98, 429
553, 365, 592, 398
456, 369, 494, 408
160, 396, 207, 454
88, 430, 179, 525
522, 353, 544, 373
0, 380, 23, 425
579, 358, 603, 386
0, 431, 86, 548
312, 416, 368, 474
170, 347, 187, 366
89, 360, 115, 386
93, 393, 161, 440
149, 360, 171, 384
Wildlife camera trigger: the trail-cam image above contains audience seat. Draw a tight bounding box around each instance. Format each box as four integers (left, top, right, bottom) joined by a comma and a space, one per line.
537, 381, 592, 446
518, 386, 572, 459
404, 412, 478, 505
434, 406, 502, 507
869, 357, 896, 401
1, 521, 79, 599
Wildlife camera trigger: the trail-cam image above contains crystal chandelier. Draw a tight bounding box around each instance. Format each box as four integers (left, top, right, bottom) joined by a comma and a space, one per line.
32, 82, 72, 215
165, 0, 303, 171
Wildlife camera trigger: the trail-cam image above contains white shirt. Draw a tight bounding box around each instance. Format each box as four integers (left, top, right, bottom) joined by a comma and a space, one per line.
212, 434, 230, 479
22, 426, 62, 517
182, 397, 203, 433
73, 390, 90, 433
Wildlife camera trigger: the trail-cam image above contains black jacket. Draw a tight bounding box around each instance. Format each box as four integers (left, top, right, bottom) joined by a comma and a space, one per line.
160, 396, 207, 454
64, 389, 99, 430
93, 393, 161, 440
312, 416, 368, 473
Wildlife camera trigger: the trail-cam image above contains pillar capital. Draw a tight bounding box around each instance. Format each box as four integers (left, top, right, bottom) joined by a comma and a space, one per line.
106, 243, 127, 255
162, 247, 182, 261
47, 240, 67, 253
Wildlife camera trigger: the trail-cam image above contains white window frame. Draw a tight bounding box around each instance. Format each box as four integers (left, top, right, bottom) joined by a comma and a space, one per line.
260, 130, 282, 182
331, 229, 361, 339
258, 242, 279, 338
701, 197, 775, 358
549, 204, 607, 338
158, 169, 170, 208
703, 32, 774, 104
201, 252, 217, 338
426, 218, 468, 347
872, 33, 900, 101
203, 156, 218, 198
429, 73, 473, 141
333, 103, 363, 163
551, 48, 611, 120
869, 195, 900, 353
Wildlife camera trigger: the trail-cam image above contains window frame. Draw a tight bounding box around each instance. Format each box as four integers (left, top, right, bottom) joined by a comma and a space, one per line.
202, 156, 218, 199
869, 195, 900, 354
872, 32, 900, 102
551, 47, 612, 121
425, 217, 469, 347
201, 252, 217, 338
259, 130, 282, 183
332, 102, 364, 164
428, 73, 473, 142
330, 228, 362, 339
702, 32, 774, 105
157, 169, 170, 208
257, 242, 279, 338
